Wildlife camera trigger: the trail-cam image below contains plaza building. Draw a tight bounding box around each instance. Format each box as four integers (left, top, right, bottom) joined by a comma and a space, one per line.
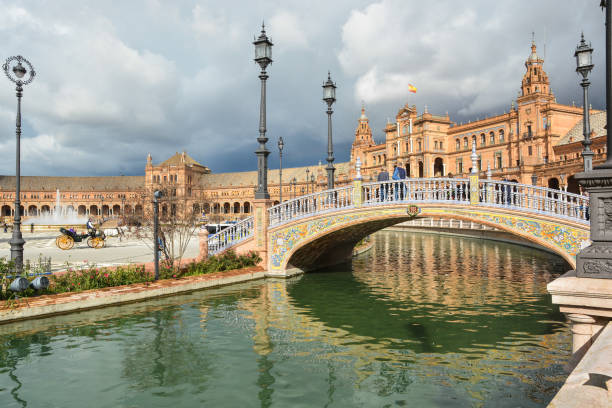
350, 41, 607, 193
0, 42, 606, 224
0, 150, 352, 223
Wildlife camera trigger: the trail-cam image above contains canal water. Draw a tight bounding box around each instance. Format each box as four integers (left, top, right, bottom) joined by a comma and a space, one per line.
0, 231, 571, 407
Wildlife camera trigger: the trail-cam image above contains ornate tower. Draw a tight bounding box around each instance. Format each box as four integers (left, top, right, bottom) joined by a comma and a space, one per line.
516, 39, 555, 167
519, 40, 554, 101
351, 106, 374, 166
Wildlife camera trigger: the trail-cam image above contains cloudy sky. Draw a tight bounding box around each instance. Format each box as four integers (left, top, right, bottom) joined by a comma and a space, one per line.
0, 0, 606, 177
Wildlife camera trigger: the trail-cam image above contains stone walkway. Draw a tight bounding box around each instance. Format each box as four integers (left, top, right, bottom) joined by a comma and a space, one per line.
0, 230, 200, 272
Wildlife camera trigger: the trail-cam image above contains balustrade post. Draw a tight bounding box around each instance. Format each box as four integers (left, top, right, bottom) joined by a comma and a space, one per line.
469, 141, 480, 205
197, 227, 209, 261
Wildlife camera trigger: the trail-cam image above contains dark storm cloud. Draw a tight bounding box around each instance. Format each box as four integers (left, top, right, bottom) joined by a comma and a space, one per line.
0, 1, 605, 177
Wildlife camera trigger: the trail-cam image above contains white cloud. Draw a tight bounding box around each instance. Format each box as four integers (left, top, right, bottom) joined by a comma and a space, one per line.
269, 11, 308, 49
0, 0, 604, 177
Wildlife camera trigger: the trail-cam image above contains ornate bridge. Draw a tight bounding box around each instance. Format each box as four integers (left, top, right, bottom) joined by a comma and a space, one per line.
208, 172, 590, 275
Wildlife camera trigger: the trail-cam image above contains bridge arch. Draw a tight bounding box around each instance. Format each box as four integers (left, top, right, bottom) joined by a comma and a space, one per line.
267, 203, 588, 274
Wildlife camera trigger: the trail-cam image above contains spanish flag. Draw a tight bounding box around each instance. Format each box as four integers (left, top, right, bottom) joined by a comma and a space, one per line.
408, 84, 417, 94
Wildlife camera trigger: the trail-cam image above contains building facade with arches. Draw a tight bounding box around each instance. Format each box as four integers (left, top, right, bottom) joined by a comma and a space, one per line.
350, 41, 606, 194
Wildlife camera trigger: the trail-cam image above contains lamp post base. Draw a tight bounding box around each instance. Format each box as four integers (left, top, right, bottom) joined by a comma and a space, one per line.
574, 168, 612, 279
9, 232, 25, 274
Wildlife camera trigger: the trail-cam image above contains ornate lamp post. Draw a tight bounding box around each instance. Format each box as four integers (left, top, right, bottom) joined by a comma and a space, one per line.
253, 24, 273, 199
101, 196, 104, 219
305, 168, 310, 194
601, 1, 612, 169
310, 174, 315, 193
575, 33, 595, 172
278, 137, 284, 202
322, 72, 337, 189
3, 56, 35, 274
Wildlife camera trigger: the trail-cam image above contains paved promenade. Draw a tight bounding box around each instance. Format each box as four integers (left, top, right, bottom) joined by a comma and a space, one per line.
0, 229, 201, 272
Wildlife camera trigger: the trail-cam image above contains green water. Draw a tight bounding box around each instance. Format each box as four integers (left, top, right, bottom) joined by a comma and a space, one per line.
0, 231, 570, 407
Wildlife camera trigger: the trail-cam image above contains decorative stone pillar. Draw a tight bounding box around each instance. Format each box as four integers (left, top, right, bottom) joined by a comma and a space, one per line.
197, 227, 209, 261
353, 157, 363, 208
548, 271, 612, 369
254, 198, 272, 267
469, 141, 480, 205
486, 162, 494, 203
575, 168, 612, 278
566, 313, 606, 368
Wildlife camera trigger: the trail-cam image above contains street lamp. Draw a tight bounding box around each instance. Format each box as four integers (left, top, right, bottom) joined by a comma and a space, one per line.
575, 33, 595, 172
278, 137, 284, 202
101, 196, 104, 219
254, 23, 273, 199
153, 190, 163, 281
600, 1, 612, 168
322, 72, 337, 189
3, 55, 35, 275
306, 168, 310, 194
121, 196, 126, 217
310, 174, 315, 193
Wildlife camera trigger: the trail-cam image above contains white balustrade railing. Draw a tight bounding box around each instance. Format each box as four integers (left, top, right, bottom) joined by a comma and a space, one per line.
478, 179, 589, 222
269, 185, 355, 227
208, 216, 254, 256
363, 178, 471, 205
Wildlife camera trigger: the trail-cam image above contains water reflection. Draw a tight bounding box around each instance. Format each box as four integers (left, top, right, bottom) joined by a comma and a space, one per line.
0, 231, 570, 407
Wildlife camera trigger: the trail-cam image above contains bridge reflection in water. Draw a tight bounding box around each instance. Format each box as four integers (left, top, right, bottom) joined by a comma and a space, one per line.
0, 231, 571, 407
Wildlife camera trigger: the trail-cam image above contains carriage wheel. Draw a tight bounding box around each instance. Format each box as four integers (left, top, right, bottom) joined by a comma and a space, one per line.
92, 237, 105, 249
87, 237, 94, 248
57, 235, 74, 250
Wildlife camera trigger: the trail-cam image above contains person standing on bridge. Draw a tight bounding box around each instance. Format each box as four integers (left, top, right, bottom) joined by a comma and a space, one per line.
392, 162, 407, 200
377, 164, 389, 202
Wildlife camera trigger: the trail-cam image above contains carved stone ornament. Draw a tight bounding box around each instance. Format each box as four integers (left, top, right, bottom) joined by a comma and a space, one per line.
576, 243, 612, 279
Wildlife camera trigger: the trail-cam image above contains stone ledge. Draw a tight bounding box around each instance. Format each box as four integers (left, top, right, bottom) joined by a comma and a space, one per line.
548, 322, 612, 407
547, 270, 612, 315
0, 266, 265, 325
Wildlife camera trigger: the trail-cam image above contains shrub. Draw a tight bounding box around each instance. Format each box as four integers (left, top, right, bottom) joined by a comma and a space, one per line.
161, 250, 261, 279
50, 264, 151, 293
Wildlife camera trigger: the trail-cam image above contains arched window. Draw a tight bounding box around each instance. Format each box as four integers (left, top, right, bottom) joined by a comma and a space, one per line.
480, 133, 486, 146
489, 131, 495, 144
456, 139, 461, 151
463, 137, 468, 149
471, 135, 476, 147
499, 129, 505, 143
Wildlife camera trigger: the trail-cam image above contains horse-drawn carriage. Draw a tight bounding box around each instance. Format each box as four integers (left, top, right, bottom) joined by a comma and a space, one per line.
56, 227, 106, 250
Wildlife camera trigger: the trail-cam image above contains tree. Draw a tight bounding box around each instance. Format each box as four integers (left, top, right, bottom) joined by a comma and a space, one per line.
134, 186, 205, 271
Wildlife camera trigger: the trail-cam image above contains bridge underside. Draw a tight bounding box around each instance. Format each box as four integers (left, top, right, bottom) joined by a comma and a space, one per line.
287, 217, 414, 271
266, 204, 589, 274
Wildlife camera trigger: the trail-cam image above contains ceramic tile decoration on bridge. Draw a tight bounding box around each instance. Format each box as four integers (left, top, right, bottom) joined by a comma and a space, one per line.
217, 152, 590, 274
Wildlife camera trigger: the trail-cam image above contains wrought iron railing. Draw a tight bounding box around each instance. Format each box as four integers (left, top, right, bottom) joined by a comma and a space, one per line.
207, 216, 254, 256
268, 185, 354, 227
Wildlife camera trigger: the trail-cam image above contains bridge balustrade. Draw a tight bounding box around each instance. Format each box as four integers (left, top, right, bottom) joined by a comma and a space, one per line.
268, 185, 354, 227
479, 180, 589, 222
267, 178, 589, 228
207, 216, 254, 255
362, 178, 471, 204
